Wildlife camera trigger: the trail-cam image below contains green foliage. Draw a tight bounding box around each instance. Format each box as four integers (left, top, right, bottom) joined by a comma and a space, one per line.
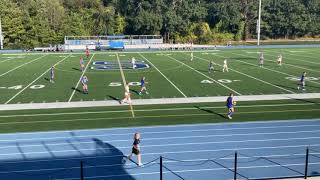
0, 0, 319, 48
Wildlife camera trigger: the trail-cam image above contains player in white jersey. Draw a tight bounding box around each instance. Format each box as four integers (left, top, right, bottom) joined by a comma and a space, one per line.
131, 57, 136, 69
277, 54, 282, 66
190, 52, 194, 61
50, 66, 55, 83
222, 59, 229, 72
259, 51, 264, 67
120, 82, 131, 104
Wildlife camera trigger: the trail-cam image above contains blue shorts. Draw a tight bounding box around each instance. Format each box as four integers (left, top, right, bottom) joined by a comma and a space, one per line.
227, 105, 233, 109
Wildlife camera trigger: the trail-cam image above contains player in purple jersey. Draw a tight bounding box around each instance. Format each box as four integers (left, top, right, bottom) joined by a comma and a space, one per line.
50, 66, 55, 83
226, 93, 236, 119
297, 72, 306, 91
139, 77, 149, 95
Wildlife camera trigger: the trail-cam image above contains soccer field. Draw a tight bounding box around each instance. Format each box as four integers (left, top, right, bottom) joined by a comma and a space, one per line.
0, 47, 319, 133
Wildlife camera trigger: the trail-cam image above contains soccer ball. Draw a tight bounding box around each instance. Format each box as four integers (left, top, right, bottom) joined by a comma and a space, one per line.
233, 101, 237, 105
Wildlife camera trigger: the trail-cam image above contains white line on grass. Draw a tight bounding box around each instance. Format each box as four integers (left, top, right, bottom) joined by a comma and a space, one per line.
231, 52, 320, 86
0, 55, 47, 78
68, 54, 95, 102
0, 108, 319, 126
5, 55, 71, 104
116, 53, 135, 117
195, 55, 295, 94
0, 102, 316, 118
166, 55, 243, 95
138, 53, 187, 97
0, 58, 13, 64
264, 50, 320, 65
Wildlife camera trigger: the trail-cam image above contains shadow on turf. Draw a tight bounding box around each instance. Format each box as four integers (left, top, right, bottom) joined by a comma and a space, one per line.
72, 67, 82, 72
0, 138, 135, 180
44, 77, 50, 82
71, 87, 82, 93
194, 106, 226, 119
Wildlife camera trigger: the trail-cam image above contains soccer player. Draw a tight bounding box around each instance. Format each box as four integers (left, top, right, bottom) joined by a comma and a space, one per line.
124, 132, 143, 167
223, 59, 229, 72
190, 52, 194, 61
81, 75, 89, 94
208, 60, 214, 73
297, 72, 307, 91
80, 57, 85, 72
139, 77, 149, 95
120, 82, 131, 104
226, 93, 236, 119
85, 47, 90, 59
277, 54, 283, 66
131, 57, 136, 69
259, 51, 264, 67
50, 66, 55, 83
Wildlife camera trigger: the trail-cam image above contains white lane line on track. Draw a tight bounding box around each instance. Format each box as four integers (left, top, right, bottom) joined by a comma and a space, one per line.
53, 162, 320, 180
0, 129, 319, 148
68, 54, 95, 102
0, 142, 318, 157
166, 55, 243, 95
194, 54, 295, 94
139, 52, 187, 98
4, 55, 70, 104
0, 118, 318, 137
0, 123, 319, 143
0, 55, 47, 78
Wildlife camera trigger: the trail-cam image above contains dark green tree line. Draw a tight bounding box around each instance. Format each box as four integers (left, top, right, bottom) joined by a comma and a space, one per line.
0, 0, 319, 48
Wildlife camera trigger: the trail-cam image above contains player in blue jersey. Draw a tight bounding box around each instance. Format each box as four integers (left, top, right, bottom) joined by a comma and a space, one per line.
50, 66, 55, 83
80, 57, 85, 72
297, 72, 306, 91
81, 75, 89, 94
208, 60, 214, 73
226, 93, 236, 119
139, 77, 149, 95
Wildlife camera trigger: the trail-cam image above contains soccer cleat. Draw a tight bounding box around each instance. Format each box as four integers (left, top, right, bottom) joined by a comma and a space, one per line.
138, 163, 144, 167
139, 92, 142, 95
146, 92, 149, 95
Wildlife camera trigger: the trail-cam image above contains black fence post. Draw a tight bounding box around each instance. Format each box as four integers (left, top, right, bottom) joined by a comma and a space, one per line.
234, 151, 238, 180
80, 160, 84, 180
305, 148, 309, 179
160, 156, 163, 180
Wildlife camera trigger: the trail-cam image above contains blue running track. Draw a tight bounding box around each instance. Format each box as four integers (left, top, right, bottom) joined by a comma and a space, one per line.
0, 119, 320, 180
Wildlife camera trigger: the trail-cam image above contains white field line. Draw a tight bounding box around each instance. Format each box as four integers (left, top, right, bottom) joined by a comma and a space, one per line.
231, 52, 320, 86
0, 122, 318, 143
0, 55, 47, 78
116, 53, 135, 117
0, 58, 13, 64
194, 55, 295, 94
68, 54, 95, 102
0, 102, 316, 118
262, 53, 320, 73
139, 53, 187, 97
166, 55, 243, 95
5, 55, 70, 104
0, 108, 319, 126
0, 139, 318, 157
0, 129, 319, 150
264, 50, 320, 65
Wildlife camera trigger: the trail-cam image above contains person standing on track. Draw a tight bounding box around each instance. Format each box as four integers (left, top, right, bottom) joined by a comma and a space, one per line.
124, 132, 143, 167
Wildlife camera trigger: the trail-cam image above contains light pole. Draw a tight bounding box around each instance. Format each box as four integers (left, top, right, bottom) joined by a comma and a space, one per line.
257, 0, 262, 46
0, 17, 3, 49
